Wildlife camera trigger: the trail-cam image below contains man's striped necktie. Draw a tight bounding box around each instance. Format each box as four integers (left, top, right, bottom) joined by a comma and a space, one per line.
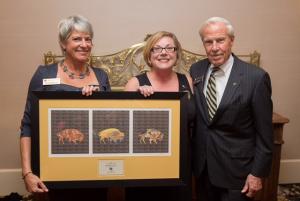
206, 67, 220, 121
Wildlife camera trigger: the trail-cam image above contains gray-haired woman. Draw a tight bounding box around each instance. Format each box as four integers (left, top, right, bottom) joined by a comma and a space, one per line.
20, 15, 110, 200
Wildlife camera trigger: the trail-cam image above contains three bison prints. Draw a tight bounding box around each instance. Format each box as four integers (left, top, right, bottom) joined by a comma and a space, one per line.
51, 110, 170, 154
57, 128, 164, 145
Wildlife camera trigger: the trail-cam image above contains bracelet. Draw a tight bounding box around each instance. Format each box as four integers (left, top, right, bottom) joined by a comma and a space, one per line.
22, 171, 33, 180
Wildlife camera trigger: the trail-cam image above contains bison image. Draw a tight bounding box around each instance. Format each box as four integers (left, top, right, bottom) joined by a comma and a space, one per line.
138, 129, 164, 144
98, 128, 125, 143
56, 129, 84, 144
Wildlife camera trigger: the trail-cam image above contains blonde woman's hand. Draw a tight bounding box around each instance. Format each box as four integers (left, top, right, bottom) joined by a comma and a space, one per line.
138, 85, 154, 97
82, 85, 100, 96
24, 173, 48, 193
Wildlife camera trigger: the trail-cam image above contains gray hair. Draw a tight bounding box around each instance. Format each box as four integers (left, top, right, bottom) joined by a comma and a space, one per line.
58, 15, 94, 49
199, 17, 234, 40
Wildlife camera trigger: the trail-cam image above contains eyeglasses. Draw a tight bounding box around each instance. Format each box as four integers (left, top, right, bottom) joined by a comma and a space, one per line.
151, 47, 177, 53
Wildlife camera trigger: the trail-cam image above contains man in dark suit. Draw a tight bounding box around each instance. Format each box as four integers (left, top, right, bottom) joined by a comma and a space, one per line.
190, 17, 273, 201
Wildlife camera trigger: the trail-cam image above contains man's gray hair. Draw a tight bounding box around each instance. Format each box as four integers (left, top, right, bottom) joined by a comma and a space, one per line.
199, 17, 234, 40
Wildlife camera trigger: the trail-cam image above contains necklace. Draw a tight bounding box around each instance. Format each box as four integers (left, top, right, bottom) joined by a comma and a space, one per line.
61, 61, 90, 79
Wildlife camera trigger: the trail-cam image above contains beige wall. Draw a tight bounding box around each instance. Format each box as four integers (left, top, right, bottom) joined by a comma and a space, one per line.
0, 0, 299, 190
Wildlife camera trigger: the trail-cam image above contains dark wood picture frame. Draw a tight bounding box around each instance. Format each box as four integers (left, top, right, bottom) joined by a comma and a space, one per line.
31, 91, 190, 189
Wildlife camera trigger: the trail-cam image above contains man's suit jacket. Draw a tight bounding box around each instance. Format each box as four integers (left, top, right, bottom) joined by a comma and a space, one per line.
190, 54, 273, 189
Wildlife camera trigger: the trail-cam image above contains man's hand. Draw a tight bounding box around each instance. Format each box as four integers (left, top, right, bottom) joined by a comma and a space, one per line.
241, 174, 262, 197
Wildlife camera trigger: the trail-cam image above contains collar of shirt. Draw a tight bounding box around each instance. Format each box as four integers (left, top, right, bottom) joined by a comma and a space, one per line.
204, 54, 234, 106
209, 54, 234, 77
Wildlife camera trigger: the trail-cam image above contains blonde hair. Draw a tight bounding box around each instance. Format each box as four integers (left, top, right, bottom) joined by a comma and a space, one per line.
143, 31, 182, 67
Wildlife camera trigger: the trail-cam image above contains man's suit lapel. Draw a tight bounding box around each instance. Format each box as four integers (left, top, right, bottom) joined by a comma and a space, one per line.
213, 57, 243, 121
193, 61, 210, 124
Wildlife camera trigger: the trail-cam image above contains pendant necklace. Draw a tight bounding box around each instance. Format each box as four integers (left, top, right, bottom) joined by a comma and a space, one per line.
61, 60, 90, 79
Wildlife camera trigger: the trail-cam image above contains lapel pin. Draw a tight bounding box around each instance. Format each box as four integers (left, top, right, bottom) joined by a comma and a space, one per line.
193, 76, 203, 85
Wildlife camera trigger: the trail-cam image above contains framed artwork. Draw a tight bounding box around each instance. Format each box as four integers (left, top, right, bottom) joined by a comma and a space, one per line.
31, 91, 189, 189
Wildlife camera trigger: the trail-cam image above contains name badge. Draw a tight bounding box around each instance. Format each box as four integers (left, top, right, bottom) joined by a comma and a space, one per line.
43, 78, 61, 85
